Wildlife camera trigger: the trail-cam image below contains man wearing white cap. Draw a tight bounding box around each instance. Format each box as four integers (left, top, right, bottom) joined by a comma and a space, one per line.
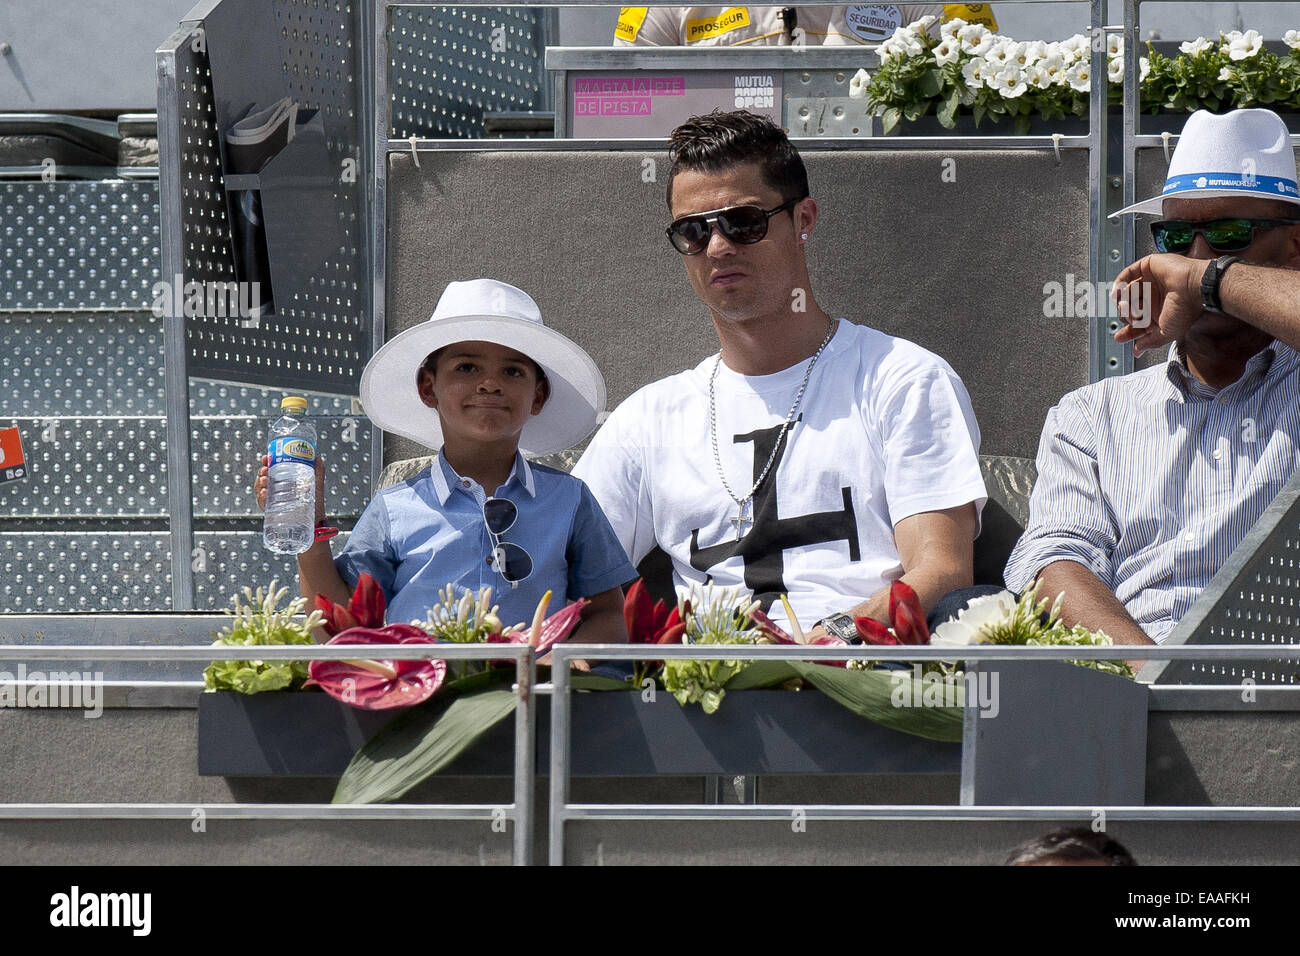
1006, 109, 1300, 647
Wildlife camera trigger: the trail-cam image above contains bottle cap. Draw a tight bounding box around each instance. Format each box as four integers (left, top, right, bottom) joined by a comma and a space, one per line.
280, 396, 308, 413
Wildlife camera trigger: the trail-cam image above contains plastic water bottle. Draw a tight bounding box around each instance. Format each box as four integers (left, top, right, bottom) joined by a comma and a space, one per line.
263, 396, 317, 554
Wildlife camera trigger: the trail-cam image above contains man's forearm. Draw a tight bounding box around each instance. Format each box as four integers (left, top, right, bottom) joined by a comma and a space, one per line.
843, 558, 972, 626
1036, 559, 1152, 647
1213, 262, 1300, 350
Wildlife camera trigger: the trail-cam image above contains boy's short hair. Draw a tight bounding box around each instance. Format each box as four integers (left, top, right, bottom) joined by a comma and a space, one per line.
420, 346, 549, 385
666, 109, 809, 209
1004, 828, 1137, 866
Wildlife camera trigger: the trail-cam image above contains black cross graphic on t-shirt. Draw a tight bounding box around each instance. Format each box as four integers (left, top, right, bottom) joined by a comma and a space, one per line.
689, 417, 860, 612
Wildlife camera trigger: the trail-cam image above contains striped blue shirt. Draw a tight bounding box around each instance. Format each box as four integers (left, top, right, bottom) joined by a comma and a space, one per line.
1005, 340, 1300, 643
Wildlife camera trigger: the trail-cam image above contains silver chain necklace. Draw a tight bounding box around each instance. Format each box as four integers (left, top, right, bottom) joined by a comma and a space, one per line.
709, 320, 837, 541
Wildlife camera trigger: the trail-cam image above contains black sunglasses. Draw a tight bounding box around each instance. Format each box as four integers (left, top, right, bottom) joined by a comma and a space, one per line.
666, 197, 805, 255
1150, 217, 1300, 254
483, 497, 532, 588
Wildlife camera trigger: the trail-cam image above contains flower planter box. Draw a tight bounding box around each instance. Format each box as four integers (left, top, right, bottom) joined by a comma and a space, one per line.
884, 108, 1228, 138
197, 660, 1148, 805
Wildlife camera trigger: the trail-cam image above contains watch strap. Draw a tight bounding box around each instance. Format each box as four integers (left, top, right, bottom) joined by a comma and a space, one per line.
1200, 255, 1242, 314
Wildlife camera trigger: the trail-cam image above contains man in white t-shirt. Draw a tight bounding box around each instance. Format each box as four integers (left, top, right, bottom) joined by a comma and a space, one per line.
573, 110, 987, 639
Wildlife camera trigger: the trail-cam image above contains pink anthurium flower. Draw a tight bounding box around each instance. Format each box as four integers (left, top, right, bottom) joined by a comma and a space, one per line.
855, 617, 901, 645
305, 624, 446, 710
315, 572, 387, 636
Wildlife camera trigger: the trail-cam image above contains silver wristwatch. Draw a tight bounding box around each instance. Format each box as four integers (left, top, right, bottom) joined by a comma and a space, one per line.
815, 612, 859, 643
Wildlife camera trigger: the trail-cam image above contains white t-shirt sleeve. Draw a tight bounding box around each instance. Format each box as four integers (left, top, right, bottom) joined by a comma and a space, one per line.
873, 358, 987, 528
571, 397, 657, 567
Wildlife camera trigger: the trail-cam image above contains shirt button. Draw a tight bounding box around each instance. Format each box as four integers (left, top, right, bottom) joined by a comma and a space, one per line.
1212, 448, 1223, 461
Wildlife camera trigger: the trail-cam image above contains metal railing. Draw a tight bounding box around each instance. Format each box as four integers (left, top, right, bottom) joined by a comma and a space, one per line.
0, 641, 538, 866
545, 641, 1300, 865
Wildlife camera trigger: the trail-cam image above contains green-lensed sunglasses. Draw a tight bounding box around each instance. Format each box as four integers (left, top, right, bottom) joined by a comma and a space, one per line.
1151, 217, 1300, 254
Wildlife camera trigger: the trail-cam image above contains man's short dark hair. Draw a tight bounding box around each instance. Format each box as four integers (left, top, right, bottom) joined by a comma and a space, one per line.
666, 110, 809, 209
1004, 828, 1137, 866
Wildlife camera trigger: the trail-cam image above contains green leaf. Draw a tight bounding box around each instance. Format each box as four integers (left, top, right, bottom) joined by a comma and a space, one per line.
918, 68, 943, 98
332, 688, 517, 803
937, 88, 961, 128
972, 102, 986, 126
724, 659, 802, 690
881, 107, 902, 134
569, 673, 636, 691
786, 662, 963, 743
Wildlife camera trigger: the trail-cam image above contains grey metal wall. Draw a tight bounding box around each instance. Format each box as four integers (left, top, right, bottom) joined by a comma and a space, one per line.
384, 146, 1091, 463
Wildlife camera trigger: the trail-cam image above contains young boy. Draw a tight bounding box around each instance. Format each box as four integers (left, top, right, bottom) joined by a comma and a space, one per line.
255, 278, 636, 642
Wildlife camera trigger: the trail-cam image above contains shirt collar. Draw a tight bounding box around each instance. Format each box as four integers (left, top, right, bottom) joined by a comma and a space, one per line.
430, 450, 536, 505
1164, 339, 1283, 401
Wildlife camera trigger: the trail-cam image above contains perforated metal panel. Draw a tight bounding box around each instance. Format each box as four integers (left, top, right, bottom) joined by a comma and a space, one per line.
1157, 476, 1300, 686
192, 530, 351, 610
389, 5, 545, 139
191, 415, 373, 517
168, 0, 370, 393
0, 533, 172, 613
0, 182, 162, 312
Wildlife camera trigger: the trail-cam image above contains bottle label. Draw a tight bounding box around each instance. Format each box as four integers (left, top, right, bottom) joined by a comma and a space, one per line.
269, 436, 316, 467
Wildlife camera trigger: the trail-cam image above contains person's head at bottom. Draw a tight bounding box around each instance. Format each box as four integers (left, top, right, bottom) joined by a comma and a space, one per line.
1004, 827, 1137, 866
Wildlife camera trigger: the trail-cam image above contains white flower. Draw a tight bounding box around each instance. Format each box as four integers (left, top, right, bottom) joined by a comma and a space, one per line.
1285, 29, 1300, 50
909, 14, 939, 34
929, 591, 1017, 648
1223, 29, 1244, 44
1025, 64, 1051, 89
1066, 59, 1091, 92
940, 17, 967, 40
890, 27, 926, 58
876, 36, 903, 62
1139, 56, 1150, 82
1040, 53, 1067, 85
1059, 33, 1089, 61
934, 38, 961, 66
848, 67, 870, 99
1227, 29, 1262, 60
1219, 65, 1235, 82
1005, 41, 1031, 68
992, 65, 1028, 98
984, 39, 1012, 68
1179, 36, 1214, 55
1108, 56, 1124, 83
958, 23, 993, 56
1022, 40, 1048, 65
1106, 33, 1123, 58
1044, 41, 1062, 61
961, 57, 988, 88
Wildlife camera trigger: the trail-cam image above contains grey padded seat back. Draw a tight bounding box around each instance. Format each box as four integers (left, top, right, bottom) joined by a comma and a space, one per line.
384, 147, 1092, 463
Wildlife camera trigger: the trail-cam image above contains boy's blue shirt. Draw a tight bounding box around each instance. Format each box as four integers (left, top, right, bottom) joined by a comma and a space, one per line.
334, 450, 637, 629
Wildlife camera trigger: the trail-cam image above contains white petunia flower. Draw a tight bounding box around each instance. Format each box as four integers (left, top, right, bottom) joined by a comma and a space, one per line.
1025, 64, 1051, 90
910, 14, 939, 33
1140, 56, 1150, 81
1219, 65, 1235, 81
1106, 33, 1123, 57
1227, 28, 1262, 60
1108, 56, 1124, 83
876, 36, 902, 62
1179, 36, 1214, 55
929, 591, 1017, 648
959, 23, 993, 55
961, 56, 988, 88
848, 67, 870, 99
1222, 29, 1243, 44
941, 17, 967, 40
984, 39, 1012, 68
992, 65, 1028, 98
1059, 33, 1089, 61
934, 38, 961, 66
1066, 59, 1091, 92
1285, 29, 1300, 50
1040, 52, 1067, 84
1022, 40, 1048, 66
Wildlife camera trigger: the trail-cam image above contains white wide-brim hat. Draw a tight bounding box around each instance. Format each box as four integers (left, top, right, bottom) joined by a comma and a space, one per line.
1112, 108, 1300, 217
360, 279, 606, 456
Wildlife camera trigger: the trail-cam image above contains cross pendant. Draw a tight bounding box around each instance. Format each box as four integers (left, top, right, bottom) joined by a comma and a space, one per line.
729, 507, 752, 541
